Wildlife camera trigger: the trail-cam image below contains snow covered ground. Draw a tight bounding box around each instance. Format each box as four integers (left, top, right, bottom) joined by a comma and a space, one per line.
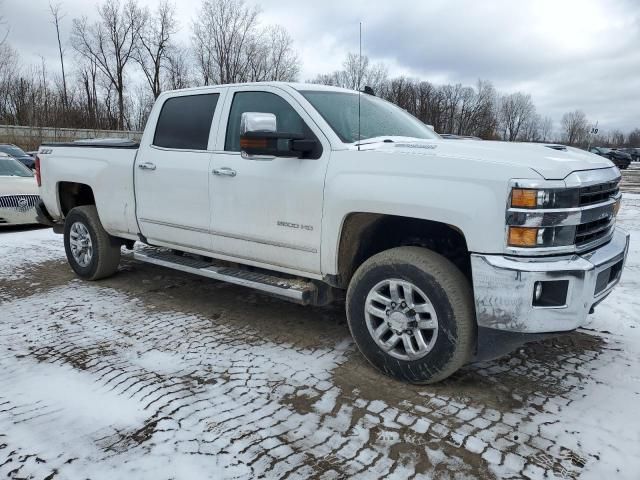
0, 196, 639, 479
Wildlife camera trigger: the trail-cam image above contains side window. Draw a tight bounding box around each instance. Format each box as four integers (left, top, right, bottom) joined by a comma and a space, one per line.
153, 93, 219, 150
224, 91, 311, 152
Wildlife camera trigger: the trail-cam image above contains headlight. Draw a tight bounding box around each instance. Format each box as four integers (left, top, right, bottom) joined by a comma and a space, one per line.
510, 188, 580, 209
507, 173, 621, 255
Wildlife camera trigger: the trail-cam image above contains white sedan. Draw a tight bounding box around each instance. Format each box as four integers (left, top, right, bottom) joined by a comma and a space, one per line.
0, 153, 40, 226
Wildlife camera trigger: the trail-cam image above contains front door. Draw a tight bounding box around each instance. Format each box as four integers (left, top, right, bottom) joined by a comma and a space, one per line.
209, 86, 330, 274
135, 91, 223, 251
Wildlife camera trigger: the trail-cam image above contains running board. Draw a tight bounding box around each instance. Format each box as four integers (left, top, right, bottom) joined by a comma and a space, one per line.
132, 247, 317, 304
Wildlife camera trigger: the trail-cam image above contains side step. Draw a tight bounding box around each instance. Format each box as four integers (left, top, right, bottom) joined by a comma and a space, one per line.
132, 246, 318, 305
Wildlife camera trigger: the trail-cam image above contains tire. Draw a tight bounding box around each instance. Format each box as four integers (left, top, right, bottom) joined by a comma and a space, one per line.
63, 205, 121, 280
346, 247, 475, 384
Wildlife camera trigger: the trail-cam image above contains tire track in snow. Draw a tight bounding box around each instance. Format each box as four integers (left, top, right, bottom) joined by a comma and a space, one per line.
0, 281, 618, 479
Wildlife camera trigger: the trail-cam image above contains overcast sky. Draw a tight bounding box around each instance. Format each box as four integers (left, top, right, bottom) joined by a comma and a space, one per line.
3, 0, 639, 132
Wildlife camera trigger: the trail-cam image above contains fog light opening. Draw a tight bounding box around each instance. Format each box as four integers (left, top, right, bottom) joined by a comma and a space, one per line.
532, 280, 569, 307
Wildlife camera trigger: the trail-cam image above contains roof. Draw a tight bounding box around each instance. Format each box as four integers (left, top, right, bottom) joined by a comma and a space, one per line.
162, 82, 359, 96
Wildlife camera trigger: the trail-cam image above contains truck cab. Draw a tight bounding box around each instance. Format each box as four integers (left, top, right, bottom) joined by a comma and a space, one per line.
35, 82, 630, 384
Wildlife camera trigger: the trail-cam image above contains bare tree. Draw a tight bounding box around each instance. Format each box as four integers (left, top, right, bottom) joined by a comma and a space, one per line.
561, 110, 589, 146
310, 52, 387, 93
135, 0, 176, 98
540, 116, 553, 142
0, 3, 9, 46
49, 2, 68, 110
165, 44, 191, 90
499, 92, 535, 141
192, 0, 259, 85
628, 128, 640, 147
243, 25, 299, 82
71, 0, 144, 129
610, 129, 625, 147
260, 25, 299, 81
79, 57, 101, 128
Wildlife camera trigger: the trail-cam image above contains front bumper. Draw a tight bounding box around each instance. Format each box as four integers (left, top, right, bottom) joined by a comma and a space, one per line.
471, 227, 630, 333
0, 206, 38, 226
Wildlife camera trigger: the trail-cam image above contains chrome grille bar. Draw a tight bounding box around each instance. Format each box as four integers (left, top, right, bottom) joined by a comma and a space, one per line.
0, 195, 40, 212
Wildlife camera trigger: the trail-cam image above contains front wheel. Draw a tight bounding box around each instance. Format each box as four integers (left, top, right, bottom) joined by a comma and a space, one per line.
346, 247, 475, 384
63, 205, 121, 280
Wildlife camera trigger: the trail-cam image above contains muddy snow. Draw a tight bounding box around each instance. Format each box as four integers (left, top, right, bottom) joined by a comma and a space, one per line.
0, 195, 638, 479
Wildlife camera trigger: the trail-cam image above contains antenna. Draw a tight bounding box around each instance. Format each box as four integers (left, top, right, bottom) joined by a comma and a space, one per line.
358, 22, 362, 152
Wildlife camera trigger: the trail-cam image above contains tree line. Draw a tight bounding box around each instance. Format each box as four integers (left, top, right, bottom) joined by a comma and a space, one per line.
309, 55, 640, 147
0, 0, 299, 132
0, 0, 638, 149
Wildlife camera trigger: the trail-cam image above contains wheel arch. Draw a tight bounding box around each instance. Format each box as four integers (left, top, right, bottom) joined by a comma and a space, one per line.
58, 181, 96, 217
334, 212, 471, 289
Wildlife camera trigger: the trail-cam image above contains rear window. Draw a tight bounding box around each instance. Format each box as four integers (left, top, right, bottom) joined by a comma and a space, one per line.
153, 94, 219, 150
0, 145, 27, 157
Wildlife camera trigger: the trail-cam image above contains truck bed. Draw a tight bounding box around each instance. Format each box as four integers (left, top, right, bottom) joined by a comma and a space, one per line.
37, 139, 140, 238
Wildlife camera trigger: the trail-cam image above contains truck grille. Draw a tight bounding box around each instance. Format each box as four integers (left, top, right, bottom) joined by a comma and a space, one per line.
575, 179, 620, 249
579, 181, 619, 206
0, 194, 39, 213
575, 217, 615, 247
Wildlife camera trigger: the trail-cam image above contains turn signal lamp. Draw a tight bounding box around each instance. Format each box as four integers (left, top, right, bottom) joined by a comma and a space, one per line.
508, 227, 539, 247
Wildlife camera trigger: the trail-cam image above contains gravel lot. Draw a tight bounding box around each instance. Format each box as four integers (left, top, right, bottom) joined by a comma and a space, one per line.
1, 184, 639, 479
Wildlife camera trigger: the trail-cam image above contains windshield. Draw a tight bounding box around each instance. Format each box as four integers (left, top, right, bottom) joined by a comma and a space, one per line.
300, 90, 439, 143
0, 144, 28, 157
0, 158, 34, 177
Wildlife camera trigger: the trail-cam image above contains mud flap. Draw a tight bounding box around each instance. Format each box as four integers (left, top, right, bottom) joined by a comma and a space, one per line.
472, 326, 571, 363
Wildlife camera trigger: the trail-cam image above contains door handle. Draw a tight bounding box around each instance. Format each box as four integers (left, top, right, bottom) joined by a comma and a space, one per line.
138, 162, 156, 171
212, 167, 237, 177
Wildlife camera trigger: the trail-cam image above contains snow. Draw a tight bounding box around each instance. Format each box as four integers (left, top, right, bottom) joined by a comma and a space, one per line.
0, 195, 639, 479
0, 227, 64, 279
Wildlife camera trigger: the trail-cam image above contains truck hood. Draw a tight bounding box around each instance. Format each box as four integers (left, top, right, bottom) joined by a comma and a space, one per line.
356, 138, 615, 180
0, 176, 38, 195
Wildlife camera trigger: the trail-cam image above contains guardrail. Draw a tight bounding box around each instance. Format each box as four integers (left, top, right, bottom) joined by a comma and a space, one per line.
0, 125, 142, 150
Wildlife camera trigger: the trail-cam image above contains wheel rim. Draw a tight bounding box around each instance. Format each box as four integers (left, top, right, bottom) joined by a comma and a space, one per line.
364, 279, 439, 361
69, 222, 93, 267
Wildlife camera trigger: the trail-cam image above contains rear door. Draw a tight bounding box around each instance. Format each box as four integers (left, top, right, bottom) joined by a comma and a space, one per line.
208, 86, 330, 275
135, 89, 225, 251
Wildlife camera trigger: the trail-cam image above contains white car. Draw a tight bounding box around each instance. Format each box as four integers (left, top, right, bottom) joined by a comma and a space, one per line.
36, 82, 629, 383
0, 152, 40, 226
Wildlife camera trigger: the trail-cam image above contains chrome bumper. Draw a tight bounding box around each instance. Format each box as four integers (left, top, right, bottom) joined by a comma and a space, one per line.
471, 227, 630, 333
0, 206, 38, 226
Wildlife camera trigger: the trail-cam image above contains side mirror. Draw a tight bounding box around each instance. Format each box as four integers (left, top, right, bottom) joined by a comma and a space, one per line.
240, 111, 317, 159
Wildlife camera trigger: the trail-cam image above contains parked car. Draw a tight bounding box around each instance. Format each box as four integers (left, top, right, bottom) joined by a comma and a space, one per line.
590, 147, 632, 169
0, 152, 39, 226
35, 82, 629, 384
0, 143, 36, 169
619, 147, 640, 162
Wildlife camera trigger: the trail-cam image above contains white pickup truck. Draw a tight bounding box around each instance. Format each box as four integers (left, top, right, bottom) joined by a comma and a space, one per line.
35, 82, 630, 383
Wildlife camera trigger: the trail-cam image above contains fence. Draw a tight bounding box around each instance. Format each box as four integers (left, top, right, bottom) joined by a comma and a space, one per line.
0, 125, 143, 151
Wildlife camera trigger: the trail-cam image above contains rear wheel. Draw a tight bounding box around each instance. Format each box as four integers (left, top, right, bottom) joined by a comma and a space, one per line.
64, 205, 121, 280
346, 247, 475, 384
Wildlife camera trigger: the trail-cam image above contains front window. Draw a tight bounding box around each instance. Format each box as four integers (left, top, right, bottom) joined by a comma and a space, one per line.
225, 91, 311, 152
299, 90, 439, 143
0, 158, 33, 177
